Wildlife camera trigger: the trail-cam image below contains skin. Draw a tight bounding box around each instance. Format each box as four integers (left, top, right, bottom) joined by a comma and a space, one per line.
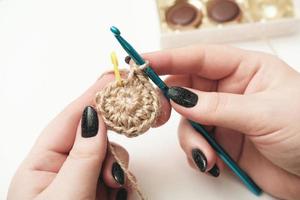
144, 45, 300, 200
7, 73, 170, 200
8, 45, 300, 199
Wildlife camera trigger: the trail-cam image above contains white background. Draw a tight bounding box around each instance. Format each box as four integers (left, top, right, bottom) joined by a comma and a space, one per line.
1, 0, 300, 199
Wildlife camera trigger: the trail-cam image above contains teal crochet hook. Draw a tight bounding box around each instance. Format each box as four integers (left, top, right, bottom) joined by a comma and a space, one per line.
110, 26, 262, 196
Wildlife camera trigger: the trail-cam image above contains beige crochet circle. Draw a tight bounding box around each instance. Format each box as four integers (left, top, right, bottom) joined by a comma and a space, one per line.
95, 66, 160, 138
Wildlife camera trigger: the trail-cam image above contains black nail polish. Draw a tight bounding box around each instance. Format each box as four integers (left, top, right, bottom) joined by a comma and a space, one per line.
167, 86, 198, 107
208, 164, 220, 177
192, 149, 207, 172
124, 56, 131, 64
81, 106, 99, 138
116, 188, 127, 200
112, 162, 125, 185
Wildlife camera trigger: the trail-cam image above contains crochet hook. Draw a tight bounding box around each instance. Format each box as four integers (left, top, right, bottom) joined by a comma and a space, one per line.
110, 26, 262, 196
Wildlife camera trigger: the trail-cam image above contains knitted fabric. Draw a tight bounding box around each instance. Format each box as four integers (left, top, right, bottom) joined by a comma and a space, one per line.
95, 63, 160, 137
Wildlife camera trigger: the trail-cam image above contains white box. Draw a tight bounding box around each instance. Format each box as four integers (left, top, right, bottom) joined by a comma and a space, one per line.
157, 0, 300, 48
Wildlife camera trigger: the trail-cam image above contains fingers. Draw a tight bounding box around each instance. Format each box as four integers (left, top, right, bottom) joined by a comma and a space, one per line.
153, 74, 214, 128
108, 188, 128, 200
178, 118, 220, 177
36, 70, 170, 154
95, 143, 130, 200
164, 74, 217, 92
143, 45, 258, 80
36, 74, 115, 154
96, 179, 109, 200
44, 106, 107, 199
102, 143, 129, 188
167, 86, 258, 133
152, 89, 171, 127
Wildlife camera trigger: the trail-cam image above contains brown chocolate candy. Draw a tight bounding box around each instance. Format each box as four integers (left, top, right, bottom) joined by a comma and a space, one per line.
166, 2, 203, 30
207, 0, 241, 23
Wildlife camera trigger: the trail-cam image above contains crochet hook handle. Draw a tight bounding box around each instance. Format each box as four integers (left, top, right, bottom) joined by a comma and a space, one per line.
189, 121, 261, 195
110, 26, 169, 96
110, 26, 262, 196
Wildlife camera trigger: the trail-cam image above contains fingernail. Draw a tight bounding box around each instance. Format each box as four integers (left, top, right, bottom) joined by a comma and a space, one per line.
167, 86, 198, 107
81, 106, 99, 138
192, 149, 207, 172
112, 162, 125, 185
208, 164, 220, 177
116, 188, 127, 200
124, 56, 131, 64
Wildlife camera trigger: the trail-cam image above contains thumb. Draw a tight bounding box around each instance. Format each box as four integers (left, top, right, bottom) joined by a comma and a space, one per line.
167, 86, 256, 134
45, 106, 107, 199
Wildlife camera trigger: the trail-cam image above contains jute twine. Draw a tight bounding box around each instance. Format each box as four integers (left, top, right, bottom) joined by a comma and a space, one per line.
95, 62, 161, 200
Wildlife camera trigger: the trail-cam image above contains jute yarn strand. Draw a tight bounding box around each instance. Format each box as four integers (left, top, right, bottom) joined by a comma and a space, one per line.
95, 62, 161, 200
109, 143, 145, 200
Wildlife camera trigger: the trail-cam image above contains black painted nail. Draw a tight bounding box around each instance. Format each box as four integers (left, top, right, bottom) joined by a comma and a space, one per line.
116, 188, 127, 200
81, 106, 99, 138
124, 56, 131, 64
208, 164, 220, 177
112, 162, 125, 185
192, 149, 207, 172
167, 86, 198, 107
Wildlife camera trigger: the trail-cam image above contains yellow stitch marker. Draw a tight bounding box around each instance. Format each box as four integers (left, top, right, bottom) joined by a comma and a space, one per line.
111, 52, 122, 85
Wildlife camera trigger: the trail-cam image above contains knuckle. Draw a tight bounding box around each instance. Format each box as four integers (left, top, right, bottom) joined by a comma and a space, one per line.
205, 92, 226, 118
68, 148, 101, 162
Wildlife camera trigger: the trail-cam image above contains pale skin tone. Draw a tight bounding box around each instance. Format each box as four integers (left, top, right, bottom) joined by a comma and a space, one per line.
145, 45, 300, 200
7, 73, 170, 200
8, 45, 300, 200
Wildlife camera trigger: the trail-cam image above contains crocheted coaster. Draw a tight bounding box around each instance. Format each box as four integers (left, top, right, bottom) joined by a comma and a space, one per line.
95, 63, 160, 200
95, 64, 160, 138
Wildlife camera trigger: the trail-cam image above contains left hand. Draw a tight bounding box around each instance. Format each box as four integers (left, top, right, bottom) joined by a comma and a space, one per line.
7, 73, 170, 200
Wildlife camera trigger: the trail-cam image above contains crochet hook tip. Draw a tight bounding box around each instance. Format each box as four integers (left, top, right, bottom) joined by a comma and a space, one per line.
110, 26, 121, 36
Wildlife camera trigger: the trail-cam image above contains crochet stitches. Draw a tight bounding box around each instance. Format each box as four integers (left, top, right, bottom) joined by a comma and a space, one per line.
95, 62, 160, 199
95, 64, 160, 138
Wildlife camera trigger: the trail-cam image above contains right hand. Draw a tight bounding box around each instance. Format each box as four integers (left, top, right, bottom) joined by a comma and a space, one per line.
145, 45, 300, 200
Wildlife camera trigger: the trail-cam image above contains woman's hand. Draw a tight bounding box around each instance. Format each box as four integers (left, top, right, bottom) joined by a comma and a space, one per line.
7, 73, 170, 200
145, 45, 300, 200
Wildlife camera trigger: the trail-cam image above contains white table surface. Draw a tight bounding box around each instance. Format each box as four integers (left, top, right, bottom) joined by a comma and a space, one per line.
1, 0, 300, 199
